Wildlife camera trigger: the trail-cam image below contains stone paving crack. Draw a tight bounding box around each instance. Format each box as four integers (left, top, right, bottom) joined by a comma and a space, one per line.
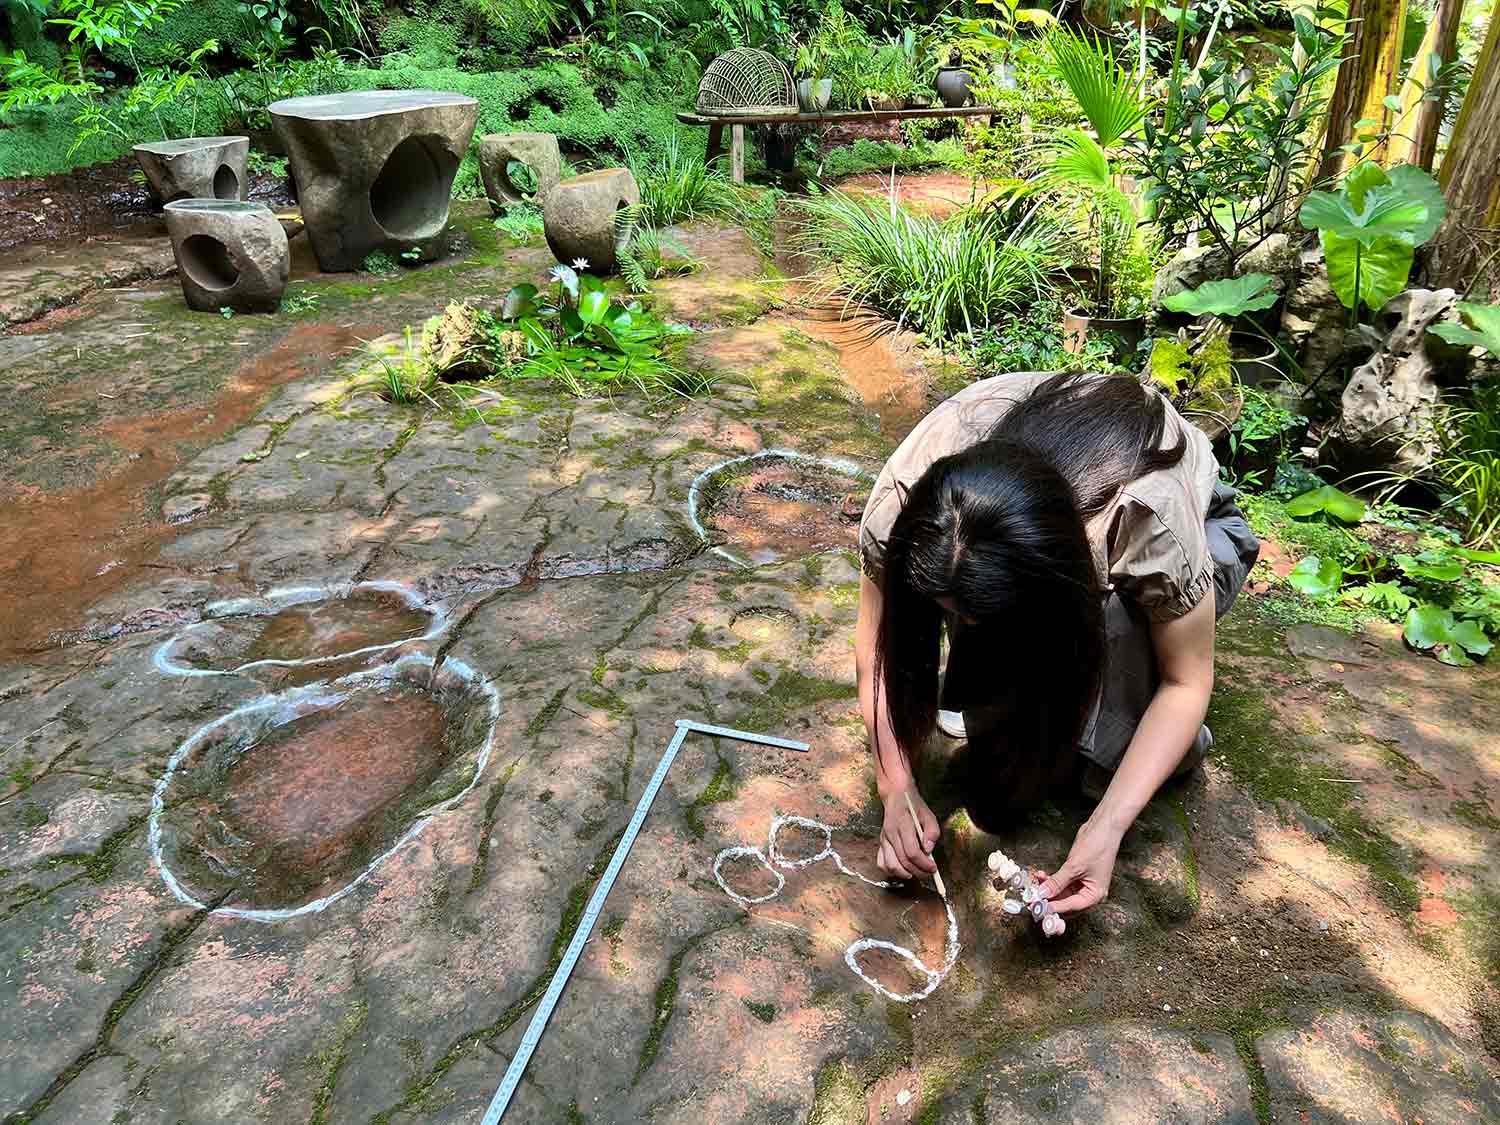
1, 888, 233, 1125
369, 826, 630, 1124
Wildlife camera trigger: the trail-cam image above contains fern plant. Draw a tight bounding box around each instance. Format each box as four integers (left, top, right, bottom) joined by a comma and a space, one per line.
616, 205, 696, 294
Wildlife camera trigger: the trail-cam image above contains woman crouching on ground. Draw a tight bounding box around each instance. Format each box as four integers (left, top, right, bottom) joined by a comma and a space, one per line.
854, 370, 1259, 920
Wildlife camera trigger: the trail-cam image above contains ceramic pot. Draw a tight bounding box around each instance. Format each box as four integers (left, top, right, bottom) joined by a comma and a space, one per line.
1062, 309, 1146, 358
935, 66, 974, 108
796, 78, 832, 113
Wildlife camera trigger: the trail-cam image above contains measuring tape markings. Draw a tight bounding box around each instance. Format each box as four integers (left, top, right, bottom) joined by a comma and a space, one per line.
480, 719, 810, 1123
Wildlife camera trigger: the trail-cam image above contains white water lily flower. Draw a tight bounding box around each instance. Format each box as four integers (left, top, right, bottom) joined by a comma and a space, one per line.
571, 257, 590, 270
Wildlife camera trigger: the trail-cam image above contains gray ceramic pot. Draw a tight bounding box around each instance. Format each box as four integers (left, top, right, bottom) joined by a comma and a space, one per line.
935, 67, 973, 108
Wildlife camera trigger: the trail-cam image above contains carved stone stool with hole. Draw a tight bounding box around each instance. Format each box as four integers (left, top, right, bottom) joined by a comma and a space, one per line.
133, 136, 249, 203
269, 90, 479, 272
541, 168, 640, 274
478, 131, 561, 212
163, 200, 289, 314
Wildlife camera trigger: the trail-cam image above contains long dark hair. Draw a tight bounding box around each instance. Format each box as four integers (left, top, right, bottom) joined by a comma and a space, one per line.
873, 372, 1186, 805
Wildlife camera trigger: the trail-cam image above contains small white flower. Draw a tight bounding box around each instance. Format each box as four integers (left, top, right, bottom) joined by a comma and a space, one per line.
572, 257, 590, 270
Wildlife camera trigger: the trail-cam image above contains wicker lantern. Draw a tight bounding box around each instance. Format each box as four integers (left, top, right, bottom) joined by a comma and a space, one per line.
696, 49, 797, 116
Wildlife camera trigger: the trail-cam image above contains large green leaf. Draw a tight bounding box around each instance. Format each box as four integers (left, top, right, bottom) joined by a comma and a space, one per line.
1403, 604, 1492, 666
1394, 552, 1465, 582
1288, 554, 1343, 597
1162, 273, 1279, 317
501, 283, 538, 319
578, 289, 610, 326
1455, 545, 1500, 565
1322, 230, 1413, 314
1286, 485, 1366, 523
1428, 302, 1500, 359
1298, 163, 1444, 249
1385, 164, 1447, 245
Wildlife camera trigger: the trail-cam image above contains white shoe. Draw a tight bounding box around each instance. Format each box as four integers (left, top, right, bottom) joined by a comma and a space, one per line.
937, 709, 967, 739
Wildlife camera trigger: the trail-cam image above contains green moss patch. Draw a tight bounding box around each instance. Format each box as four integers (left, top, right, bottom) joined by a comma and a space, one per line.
1207, 686, 1420, 916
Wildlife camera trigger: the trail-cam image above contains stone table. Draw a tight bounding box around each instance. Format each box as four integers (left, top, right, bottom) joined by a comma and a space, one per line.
133, 136, 249, 203
268, 90, 479, 272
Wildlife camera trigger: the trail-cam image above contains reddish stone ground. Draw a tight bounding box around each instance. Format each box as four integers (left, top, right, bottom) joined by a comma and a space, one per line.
0, 182, 1496, 1124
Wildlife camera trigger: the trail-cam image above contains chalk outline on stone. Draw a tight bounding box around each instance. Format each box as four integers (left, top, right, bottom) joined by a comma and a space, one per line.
152, 580, 445, 679
148, 652, 498, 922
686, 449, 874, 568
713, 813, 961, 1002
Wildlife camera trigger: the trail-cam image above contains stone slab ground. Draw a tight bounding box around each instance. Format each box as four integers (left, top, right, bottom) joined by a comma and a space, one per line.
1, 187, 1497, 1124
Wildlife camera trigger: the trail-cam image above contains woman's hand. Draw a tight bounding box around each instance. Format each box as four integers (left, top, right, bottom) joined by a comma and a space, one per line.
1037, 816, 1122, 915
877, 786, 939, 878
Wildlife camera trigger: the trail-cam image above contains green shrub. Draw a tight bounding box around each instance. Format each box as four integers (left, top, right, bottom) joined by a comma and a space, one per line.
103, 0, 255, 67
1, 3, 62, 70
816, 136, 964, 179
377, 14, 462, 68
0, 85, 239, 176
339, 59, 691, 162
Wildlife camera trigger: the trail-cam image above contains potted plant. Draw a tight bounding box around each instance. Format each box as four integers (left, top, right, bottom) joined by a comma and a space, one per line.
1030, 29, 1149, 358
1161, 273, 1290, 387
794, 41, 834, 112
942, 2, 1056, 96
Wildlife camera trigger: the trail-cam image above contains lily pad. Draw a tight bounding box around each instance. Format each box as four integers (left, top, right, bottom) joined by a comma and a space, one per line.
1394, 552, 1465, 582
1288, 555, 1343, 598
1285, 485, 1366, 523
1403, 605, 1493, 666
1162, 273, 1279, 317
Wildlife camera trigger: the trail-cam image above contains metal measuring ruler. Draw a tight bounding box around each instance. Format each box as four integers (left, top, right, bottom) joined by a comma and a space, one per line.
480, 719, 810, 1123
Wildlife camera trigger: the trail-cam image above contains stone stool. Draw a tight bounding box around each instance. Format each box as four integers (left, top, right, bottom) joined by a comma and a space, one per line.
268, 90, 479, 272
542, 168, 641, 275
477, 131, 561, 212
163, 200, 289, 314
133, 136, 249, 203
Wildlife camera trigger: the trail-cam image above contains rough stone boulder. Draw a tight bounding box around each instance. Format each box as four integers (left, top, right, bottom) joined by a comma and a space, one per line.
162, 199, 288, 314
133, 136, 249, 204
478, 132, 561, 212
542, 168, 640, 274
1152, 234, 1298, 307
269, 90, 479, 272
1281, 248, 1351, 388
1331, 288, 1460, 472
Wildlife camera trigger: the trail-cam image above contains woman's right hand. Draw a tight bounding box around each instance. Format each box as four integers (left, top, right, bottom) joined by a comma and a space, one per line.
877, 786, 940, 878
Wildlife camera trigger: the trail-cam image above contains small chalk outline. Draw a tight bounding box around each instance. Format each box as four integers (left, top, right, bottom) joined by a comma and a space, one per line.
152, 579, 445, 679
713, 814, 960, 1003
686, 449, 874, 568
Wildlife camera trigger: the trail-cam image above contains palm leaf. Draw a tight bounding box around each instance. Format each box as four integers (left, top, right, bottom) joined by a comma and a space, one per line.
1045, 27, 1146, 147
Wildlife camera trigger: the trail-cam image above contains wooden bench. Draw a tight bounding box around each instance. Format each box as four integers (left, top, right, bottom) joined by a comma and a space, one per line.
675, 106, 999, 182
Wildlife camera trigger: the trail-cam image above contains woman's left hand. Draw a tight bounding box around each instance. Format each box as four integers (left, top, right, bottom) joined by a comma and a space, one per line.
1036, 817, 1123, 916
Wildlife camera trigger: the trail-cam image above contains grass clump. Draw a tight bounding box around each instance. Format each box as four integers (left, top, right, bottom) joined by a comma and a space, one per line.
795, 189, 1065, 341
630, 132, 749, 227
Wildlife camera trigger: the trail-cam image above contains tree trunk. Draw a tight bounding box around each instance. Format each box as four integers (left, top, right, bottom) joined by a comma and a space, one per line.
1316, 0, 1409, 183
1427, 9, 1500, 297
1388, 0, 1464, 171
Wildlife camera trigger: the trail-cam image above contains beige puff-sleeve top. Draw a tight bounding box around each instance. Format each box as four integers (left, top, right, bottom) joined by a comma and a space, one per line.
858, 372, 1221, 622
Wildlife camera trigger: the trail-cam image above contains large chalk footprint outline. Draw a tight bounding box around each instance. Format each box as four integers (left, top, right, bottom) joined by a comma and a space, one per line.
712, 814, 960, 1003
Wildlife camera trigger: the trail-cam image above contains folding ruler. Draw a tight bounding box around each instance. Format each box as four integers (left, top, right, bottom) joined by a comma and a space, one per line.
480, 719, 810, 1123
